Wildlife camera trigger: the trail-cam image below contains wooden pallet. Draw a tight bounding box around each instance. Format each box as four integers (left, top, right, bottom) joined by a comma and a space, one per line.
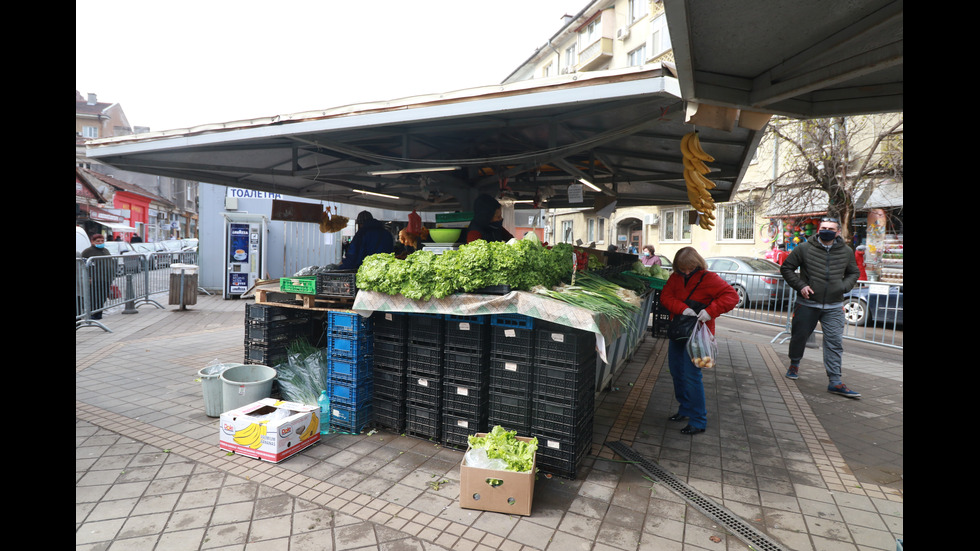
252, 283, 354, 311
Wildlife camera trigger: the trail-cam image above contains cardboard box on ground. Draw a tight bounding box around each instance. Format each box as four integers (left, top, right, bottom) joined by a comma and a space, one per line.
219, 398, 320, 463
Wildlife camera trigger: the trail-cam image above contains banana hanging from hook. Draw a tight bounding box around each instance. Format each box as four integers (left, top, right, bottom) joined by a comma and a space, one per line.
681, 131, 717, 231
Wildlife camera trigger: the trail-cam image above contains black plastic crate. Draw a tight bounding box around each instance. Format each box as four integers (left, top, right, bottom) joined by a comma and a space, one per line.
490, 325, 535, 357
441, 411, 487, 450
532, 363, 596, 401
372, 398, 406, 431
489, 357, 534, 393
405, 402, 441, 440
244, 342, 289, 367
316, 271, 358, 297
406, 373, 441, 407
488, 390, 532, 434
372, 367, 406, 400
245, 303, 312, 323
372, 312, 409, 339
443, 349, 489, 384
407, 344, 443, 376
406, 314, 444, 346
531, 395, 595, 437
444, 319, 490, 353
244, 318, 312, 345
532, 427, 592, 480
535, 322, 595, 363
442, 380, 489, 417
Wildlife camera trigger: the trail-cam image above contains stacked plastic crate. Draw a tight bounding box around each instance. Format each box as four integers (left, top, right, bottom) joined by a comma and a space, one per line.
487, 314, 536, 436
371, 312, 409, 431
440, 315, 491, 449
404, 314, 444, 440
325, 311, 374, 433
530, 321, 597, 479
243, 303, 313, 368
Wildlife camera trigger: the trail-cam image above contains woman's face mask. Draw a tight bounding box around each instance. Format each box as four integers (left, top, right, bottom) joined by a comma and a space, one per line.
643, 251, 651, 257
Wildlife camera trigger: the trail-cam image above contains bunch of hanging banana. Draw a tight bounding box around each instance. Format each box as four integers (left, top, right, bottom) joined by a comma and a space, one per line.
681, 131, 717, 230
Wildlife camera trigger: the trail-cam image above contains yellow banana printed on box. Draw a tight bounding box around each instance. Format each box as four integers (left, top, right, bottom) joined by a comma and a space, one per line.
233, 420, 270, 449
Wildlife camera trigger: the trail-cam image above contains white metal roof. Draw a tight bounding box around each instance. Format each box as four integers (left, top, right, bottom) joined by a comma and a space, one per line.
86, 66, 766, 212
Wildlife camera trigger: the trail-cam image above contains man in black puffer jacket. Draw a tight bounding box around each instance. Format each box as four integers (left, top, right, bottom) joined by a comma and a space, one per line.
780, 217, 861, 398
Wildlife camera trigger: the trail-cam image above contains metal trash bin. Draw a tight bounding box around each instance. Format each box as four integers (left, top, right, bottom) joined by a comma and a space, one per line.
169, 263, 199, 306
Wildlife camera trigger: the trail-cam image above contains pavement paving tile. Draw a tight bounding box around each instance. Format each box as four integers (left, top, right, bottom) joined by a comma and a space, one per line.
77, 294, 902, 550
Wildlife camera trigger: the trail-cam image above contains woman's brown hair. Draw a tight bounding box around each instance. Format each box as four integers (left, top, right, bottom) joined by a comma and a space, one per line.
672, 246, 707, 273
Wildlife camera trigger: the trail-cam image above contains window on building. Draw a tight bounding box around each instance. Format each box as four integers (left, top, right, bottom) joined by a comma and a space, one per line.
717, 203, 755, 241
648, 14, 672, 58
598, 218, 606, 243
587, 219, 596, 242
581, 18, 601, 47
543, 62, 553, 78
564, 44, 577, 71
82, 126, 99, 138
660, 207, 693, 242
561, 220, 574, 243
628, 44, 647, 67
628, 0, 648, 23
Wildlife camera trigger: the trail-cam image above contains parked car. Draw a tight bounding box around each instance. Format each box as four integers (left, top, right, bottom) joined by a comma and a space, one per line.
132, 242, 170, 269
843, 284, 903, 326
705, 256, 790, 308
181, 238, 199, 252
76, 226, 91, 257
160, 239, 186, 253
102, 241, 144, 275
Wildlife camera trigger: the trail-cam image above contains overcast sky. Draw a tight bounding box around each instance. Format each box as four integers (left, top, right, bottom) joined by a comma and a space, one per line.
76, 0, 586, 132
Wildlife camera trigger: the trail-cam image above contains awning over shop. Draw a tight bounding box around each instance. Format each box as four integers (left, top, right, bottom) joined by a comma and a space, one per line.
85, 66, 766, 213
97, 221, 137, 233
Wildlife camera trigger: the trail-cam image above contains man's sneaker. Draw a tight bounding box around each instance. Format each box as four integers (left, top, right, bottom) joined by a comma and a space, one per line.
828, 383, 861, 398
785, 366, 799, 380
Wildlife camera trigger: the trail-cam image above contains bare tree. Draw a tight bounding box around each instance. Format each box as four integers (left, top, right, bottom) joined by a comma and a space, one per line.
764, 114, 903, 243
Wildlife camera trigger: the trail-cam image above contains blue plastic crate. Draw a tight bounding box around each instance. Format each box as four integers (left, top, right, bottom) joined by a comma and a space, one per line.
329, 402, 373, 433
329, 379, 374, 407
490, 313, 534, 329
328, 334, 374, 360
327, 311, 372, 335
329, 357, 374, 383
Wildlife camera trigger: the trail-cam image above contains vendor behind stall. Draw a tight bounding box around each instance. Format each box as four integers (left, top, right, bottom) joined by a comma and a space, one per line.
338, 211, 394, 270
465, 194, 514, 243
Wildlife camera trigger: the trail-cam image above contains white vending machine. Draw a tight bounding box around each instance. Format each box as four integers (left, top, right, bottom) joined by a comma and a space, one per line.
222, 213, 268, 299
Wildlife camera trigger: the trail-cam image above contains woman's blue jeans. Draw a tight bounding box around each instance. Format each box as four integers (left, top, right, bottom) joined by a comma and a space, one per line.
667, 338, 707, 429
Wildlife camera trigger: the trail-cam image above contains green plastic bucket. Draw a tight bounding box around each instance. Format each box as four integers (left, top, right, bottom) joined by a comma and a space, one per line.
220, 364, 277, 411
198, 363, 245, 417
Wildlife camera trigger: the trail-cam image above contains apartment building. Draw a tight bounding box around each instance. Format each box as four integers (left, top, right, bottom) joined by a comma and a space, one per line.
504, 0, 903, 275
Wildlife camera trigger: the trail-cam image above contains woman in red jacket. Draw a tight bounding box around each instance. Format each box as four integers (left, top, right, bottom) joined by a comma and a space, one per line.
659, 247, 740, 435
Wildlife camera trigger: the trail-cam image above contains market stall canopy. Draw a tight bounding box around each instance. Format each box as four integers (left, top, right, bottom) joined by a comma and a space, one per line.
663, 0, 902, 119
85, 66, 765, 213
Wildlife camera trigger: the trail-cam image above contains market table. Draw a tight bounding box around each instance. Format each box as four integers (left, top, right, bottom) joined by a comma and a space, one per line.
353, 288, 657, 391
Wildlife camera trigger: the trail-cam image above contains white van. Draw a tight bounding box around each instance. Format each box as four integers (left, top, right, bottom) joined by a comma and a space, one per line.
76, 226, 92, 257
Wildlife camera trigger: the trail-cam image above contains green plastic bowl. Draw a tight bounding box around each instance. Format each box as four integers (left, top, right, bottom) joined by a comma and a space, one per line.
428, 228, 461, 243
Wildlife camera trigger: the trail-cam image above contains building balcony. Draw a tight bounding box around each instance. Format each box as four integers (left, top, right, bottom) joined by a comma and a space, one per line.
577, 37, 613, 71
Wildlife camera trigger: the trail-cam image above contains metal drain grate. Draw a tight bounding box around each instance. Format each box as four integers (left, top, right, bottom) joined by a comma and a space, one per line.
607, 441, 787, 551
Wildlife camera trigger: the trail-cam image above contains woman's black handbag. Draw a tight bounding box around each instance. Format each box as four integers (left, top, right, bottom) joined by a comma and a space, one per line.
667, 273, 708, 341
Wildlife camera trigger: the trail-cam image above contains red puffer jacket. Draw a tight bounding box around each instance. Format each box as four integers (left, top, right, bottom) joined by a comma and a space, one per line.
660, 268, 740, 334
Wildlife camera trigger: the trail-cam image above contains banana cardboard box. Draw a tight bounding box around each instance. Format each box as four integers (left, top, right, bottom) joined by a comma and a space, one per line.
219, 398, 320, 462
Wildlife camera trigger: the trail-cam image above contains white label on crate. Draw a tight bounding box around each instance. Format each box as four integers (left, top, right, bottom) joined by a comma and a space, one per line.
456, 387, 469, 396
385, 313, 393, 321
459, 322, 470, 331
457, 420, 469, 429
547, 439, 561, 450
505, 361, 517, 372
505, 329, 516, 338
332, 409, 340, 417
418, 378, 428, 387
551, 333, 565, 342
